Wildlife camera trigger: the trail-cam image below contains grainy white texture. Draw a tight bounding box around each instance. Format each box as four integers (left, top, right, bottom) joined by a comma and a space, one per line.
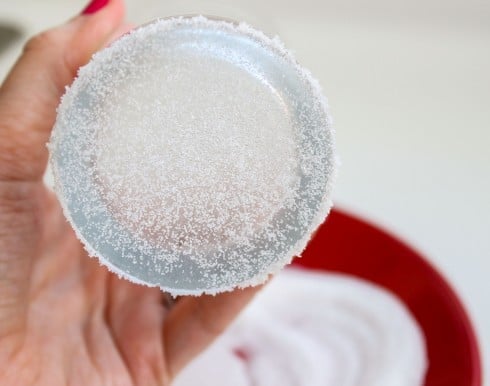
174, 268, 428, 386
48, 16, 336, 295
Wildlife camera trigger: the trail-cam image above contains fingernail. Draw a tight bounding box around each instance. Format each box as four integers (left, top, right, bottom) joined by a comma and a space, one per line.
82, 0, 110, 15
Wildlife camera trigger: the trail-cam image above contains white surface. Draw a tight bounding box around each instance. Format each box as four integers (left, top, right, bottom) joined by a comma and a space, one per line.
174, 268, 427, 386
0, 0, 488, 382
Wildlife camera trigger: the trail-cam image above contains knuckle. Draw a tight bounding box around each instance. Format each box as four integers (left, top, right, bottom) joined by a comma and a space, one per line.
23, 30, 58, 53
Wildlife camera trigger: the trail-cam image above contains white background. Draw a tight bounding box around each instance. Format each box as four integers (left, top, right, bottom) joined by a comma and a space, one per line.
0, 0, 488, 382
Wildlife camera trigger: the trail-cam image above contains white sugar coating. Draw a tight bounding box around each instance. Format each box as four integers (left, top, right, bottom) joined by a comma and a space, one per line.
48, 16, 338, 295
96, 53, 297, 250
173, 268, 428, 386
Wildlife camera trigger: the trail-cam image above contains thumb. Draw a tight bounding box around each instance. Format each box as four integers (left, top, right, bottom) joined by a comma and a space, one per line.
0, 0, 125, 182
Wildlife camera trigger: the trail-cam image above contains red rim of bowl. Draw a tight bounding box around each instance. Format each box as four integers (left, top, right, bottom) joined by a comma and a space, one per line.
292, 208, 482, 386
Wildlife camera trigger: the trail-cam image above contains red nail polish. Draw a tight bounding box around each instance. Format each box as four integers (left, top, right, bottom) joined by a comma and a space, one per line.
82, 0, 110, 15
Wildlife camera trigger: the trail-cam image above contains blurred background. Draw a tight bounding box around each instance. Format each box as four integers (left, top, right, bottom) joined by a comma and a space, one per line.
1, 0, 488, 382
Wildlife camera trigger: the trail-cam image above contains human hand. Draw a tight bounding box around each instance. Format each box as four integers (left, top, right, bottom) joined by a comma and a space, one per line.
0, 1, 261, 385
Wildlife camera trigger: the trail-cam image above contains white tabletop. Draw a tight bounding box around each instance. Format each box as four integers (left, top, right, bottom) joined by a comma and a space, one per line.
1, 0, 488, 382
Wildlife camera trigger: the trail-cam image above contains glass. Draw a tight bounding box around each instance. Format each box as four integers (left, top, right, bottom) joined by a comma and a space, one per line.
49, 16, 336, 295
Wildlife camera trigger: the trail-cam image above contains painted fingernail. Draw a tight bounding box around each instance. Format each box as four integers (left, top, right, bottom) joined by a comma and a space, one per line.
82, 0, 110, 15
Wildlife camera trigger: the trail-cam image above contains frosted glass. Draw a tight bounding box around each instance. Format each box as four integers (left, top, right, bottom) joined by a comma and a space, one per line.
49, 16, 337, 295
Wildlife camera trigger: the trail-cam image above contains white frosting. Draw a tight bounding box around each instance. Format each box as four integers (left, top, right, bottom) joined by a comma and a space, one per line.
174, 268, 428, 386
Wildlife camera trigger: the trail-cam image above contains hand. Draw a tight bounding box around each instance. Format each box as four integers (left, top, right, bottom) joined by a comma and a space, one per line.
0, 1, 260, 385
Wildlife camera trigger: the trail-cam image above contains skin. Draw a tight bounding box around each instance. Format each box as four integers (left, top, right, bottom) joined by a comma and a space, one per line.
0, 1, 261, 385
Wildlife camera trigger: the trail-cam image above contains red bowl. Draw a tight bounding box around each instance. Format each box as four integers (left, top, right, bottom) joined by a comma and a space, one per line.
292, 208, 482, 386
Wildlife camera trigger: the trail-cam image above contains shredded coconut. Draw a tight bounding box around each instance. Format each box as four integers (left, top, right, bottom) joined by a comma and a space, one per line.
48, 16, 338, 295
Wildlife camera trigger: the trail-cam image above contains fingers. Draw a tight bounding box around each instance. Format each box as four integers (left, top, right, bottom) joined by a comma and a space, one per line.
0, 0, 125, 350
105, 276, 169, 386
163, 284, 264, 379
0, 0, 125, 182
